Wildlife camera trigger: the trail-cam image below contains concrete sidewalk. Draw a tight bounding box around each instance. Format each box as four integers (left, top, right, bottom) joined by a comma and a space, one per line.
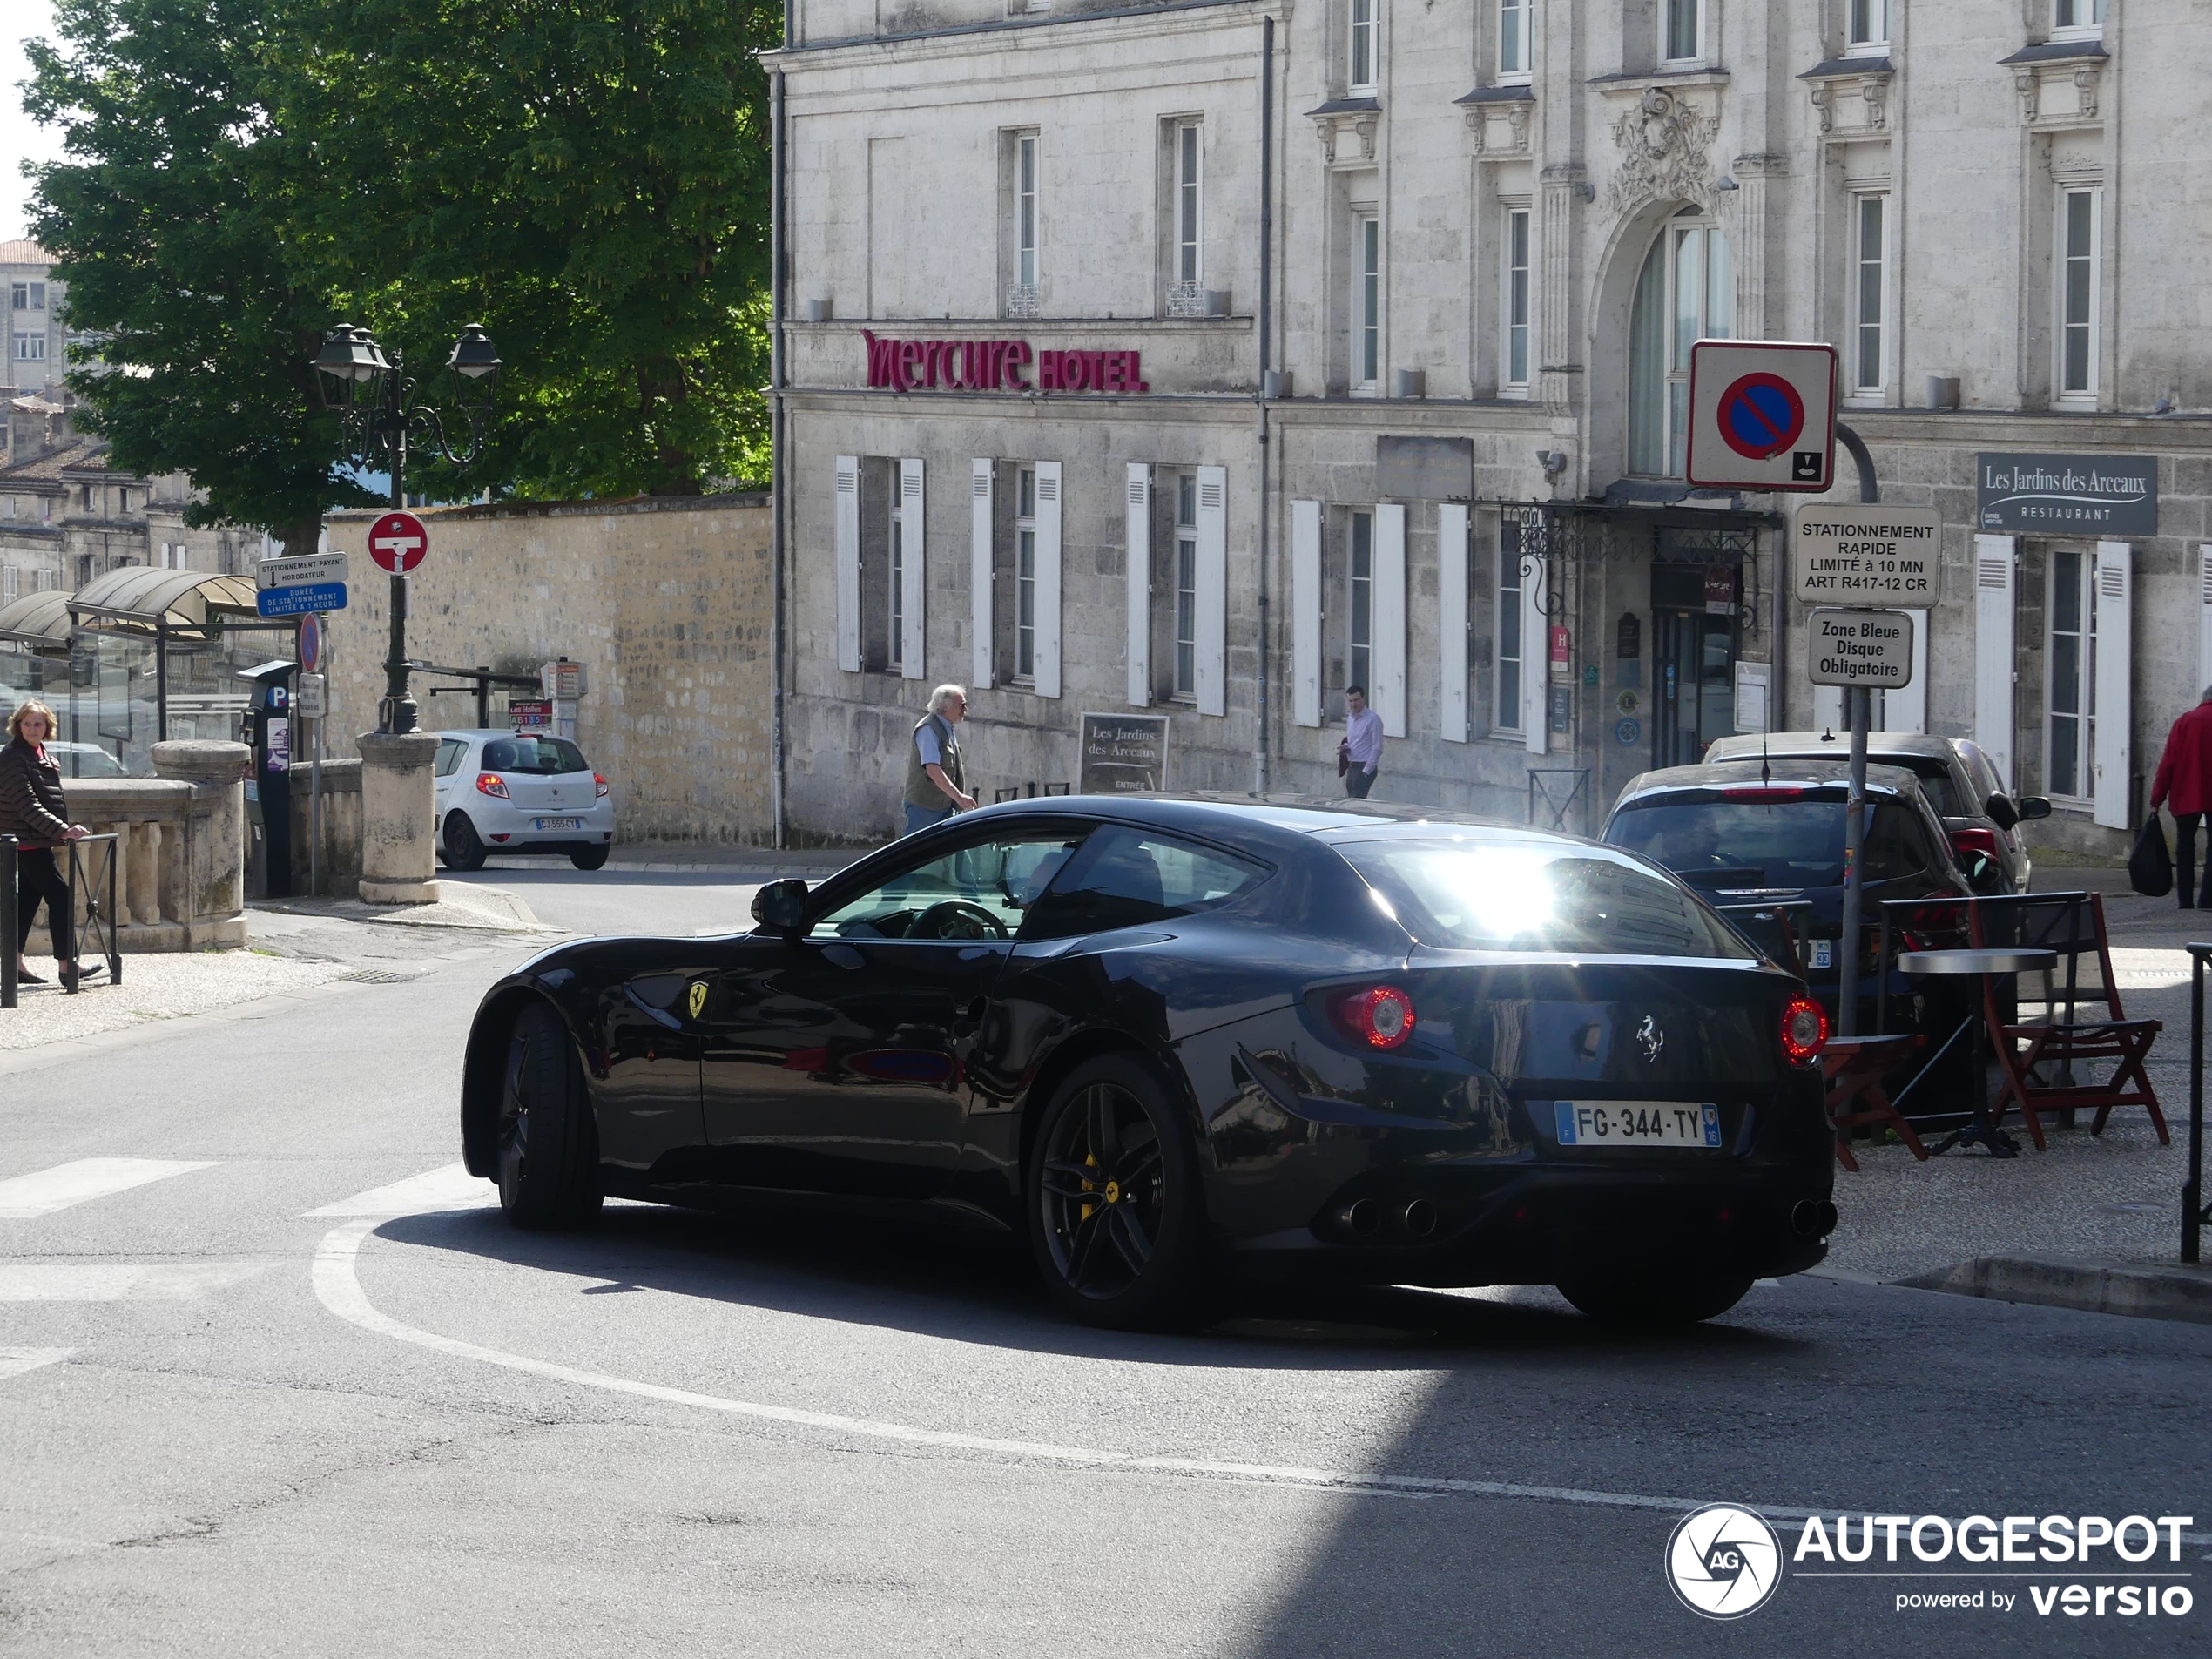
607, 842, 871, 877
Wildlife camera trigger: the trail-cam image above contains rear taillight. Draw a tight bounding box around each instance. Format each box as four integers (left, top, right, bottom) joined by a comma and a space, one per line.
1949, 826, 2003, 862
1780, 995, 1828, 1066
475, 772, 509, 799
594, 772, 610, 799
1330, 985, 1417, 1050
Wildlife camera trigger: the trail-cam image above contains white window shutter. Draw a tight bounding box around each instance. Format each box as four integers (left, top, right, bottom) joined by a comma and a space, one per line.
1291, 500, 1322, 727
835, 455, 861, 672
2092, 540, 2133, 829
1438, 504, 1469, 742
1195, 466, 1228, 717
1813, 682, 1844, 735
1373, 504, 1407, 738
1125, 465, 1151, 707
1035, 461, 1063, 698
899, 458, 926, 679
970, 461, 994, 689
2197, 545, 2212, 697
1973, 534, 2016, 788
1884, 613, 1928, 735
1520, 537, 1548, 755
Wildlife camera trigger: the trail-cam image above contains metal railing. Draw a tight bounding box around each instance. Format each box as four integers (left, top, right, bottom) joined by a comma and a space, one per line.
0, 832, 123, 1006
2185, 944, 2212, 1264
992, 782, 1073, 804
1527, 768, 1593, 837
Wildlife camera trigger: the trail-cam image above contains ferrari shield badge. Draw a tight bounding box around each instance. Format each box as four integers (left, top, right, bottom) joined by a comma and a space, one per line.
688, 981, 709, 1020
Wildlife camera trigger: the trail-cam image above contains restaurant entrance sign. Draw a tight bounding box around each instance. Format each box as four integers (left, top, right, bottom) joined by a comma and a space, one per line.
1977, 453, 2157, 536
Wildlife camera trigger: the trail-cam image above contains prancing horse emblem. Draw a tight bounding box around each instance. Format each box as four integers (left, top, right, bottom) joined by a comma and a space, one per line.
1636, 1015, 1665, 1064
688, 981, 709, 1020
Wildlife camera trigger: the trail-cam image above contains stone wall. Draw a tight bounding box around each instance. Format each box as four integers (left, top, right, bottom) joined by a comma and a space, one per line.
323, 495, 774, 846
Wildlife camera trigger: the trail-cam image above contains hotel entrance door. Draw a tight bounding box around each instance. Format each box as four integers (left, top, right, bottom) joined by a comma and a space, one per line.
1651, 563, 1740, 768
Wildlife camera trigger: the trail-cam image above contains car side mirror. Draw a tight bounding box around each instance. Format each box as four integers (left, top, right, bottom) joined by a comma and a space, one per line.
752, 877, 809, 936
1984, 793, 2020, 832
1966, 853, 2002, 894
2013, 795, 2053, 822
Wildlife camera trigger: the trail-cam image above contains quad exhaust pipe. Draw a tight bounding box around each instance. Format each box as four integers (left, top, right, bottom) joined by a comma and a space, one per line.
1334, 1198, 1440, 1241
1791, 1198, 1839, 1238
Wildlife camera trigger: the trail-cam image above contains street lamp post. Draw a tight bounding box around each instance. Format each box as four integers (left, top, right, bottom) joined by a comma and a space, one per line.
311, 323, 502, 733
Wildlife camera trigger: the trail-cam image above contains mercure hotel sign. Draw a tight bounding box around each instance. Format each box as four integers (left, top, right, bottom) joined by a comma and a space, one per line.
864, 331, 1150, 395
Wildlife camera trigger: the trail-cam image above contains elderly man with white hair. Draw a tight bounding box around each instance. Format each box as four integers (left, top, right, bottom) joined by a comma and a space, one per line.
902, 684, 978, 834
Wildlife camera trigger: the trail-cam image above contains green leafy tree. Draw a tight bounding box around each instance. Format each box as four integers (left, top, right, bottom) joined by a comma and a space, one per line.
24, 0, 368, 556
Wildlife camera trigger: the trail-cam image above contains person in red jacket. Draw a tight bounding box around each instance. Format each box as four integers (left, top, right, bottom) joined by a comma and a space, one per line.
2151, 687, 2212, 907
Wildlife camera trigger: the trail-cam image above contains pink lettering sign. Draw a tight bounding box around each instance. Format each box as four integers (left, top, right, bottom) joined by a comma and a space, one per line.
863, 333, 1144, 395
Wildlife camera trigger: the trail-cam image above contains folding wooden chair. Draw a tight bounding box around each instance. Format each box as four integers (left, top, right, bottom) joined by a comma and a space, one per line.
1821, 1034, 1928, 1170
1967, 892, 2168, 1152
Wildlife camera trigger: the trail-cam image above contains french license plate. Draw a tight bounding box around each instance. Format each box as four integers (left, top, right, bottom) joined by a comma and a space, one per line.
1809, 939, 1834, 970
534, 816, 583, 831
1553, 1101, 1722, 1148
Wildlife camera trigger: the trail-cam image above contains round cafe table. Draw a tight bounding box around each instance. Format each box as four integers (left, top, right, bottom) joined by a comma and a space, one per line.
1896, 948, 2058, 1157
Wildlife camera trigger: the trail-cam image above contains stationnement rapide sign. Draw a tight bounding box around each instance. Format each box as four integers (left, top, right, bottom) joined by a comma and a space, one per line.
863, 331, 1150, 395
1809, 608, 1915, 688
1792, 503, 1942, 607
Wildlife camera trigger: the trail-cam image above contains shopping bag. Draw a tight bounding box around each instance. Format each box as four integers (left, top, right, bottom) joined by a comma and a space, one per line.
2129, 813, 2174, 898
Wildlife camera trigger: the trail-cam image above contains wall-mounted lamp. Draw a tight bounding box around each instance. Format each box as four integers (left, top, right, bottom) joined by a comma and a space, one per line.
1714, 175, 1741, 192
1573, 181, 1596, 203
1536, 450, 1570, 482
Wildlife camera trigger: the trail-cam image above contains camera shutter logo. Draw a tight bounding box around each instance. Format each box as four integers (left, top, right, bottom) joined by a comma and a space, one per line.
1665, 1504, 1782, 1620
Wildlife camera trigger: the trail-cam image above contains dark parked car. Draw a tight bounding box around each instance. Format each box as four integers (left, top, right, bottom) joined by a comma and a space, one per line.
1605, 759, 1972, 1030
461, 797, 1837, 1329
1703, 731, 2050, 894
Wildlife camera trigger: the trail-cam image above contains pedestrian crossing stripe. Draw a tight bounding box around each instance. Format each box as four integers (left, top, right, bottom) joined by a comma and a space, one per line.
305, 1163, 495, 1218
0, 1347, 76, 1380
0, 1264, 270, 1301
0, 1158, 221, 1220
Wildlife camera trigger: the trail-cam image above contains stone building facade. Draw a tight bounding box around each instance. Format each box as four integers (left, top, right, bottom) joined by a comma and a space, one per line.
769, 0, 2212, 856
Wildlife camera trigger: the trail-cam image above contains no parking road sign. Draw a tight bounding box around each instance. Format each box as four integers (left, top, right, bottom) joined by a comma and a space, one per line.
1687, 341, 1838, 494
368, 509, 430, 574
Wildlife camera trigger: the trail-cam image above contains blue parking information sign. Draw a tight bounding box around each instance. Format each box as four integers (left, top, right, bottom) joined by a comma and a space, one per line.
258, 583, 347, 617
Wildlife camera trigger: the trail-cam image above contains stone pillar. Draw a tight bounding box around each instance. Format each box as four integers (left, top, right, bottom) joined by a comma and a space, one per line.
356, 730, 442, 905
151, 740, 251, 946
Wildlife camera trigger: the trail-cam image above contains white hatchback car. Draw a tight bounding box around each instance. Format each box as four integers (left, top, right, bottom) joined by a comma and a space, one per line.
432, 729, 616, 871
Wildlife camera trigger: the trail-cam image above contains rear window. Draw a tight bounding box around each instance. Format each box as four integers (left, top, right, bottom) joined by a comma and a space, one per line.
481, 737, 588, 775
1337, 840, 1750, 958
1890, 759, 1965, 816
435, 738, 467, 778
1608, 797, 1848, 888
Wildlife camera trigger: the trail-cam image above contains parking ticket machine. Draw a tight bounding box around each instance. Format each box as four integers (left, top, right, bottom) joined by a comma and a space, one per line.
239, 659, 296, 899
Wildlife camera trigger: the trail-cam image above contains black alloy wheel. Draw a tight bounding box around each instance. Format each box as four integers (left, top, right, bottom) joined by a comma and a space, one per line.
1555, 1272, 1753, 1325
443, 812, 489, 872
1028, 1055, 1203, 1329
570, 845, 610, 871
496, 1001, 603, 1230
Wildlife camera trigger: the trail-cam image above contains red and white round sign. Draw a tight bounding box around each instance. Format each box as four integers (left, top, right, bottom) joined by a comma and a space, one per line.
367, 509, 430, 574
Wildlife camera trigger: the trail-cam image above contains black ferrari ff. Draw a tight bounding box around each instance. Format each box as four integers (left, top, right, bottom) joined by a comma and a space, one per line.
460, 797, 1837, 1328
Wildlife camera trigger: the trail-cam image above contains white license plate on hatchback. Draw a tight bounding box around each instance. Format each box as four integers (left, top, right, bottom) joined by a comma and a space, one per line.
1553, 1101, 1722, 1149
533, 816, 583, 831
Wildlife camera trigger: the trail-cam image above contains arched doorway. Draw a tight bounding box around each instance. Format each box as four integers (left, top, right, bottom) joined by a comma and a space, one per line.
1627, 208, 1733, 478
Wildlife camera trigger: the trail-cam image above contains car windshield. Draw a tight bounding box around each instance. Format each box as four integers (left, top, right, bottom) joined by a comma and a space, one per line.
480, 737, 589, 775
1337, 840, 1750, 958
1608, 797, 1848, 888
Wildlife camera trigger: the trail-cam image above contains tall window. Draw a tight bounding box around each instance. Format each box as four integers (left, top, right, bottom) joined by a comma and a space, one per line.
1848, 0, 1888, 51
1015, 466, 1038, 682
1628, 214, 1733, 475
1016, 134, 1039, 291
1349, 510, 1375, 694
1662, 0, 1700, 64
1503, 206, 1532, 391
888, 511, 906, 671
9, 282, 44, 310
2054, 0, 2104, 36
2059, 189, 2100, 400
1176, 123, 1202, 287
1173, 474, 1199, 698
2047, 549, 2097, 799
1349, 0, 1378, 93
13, 333, 44, 361
1498, 0, 1530, 78
1851, 195, 1886, 394
1495, 517, 1524, 732
1354, 214, 1381, 388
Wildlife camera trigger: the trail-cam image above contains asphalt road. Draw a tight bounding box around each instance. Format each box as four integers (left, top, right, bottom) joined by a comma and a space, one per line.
3, 869, 2208, 1656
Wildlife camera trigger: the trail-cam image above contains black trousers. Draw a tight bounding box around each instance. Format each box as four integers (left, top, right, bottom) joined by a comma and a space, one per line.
1345, 767, 1378, 799
15, 846, 75, 961
2175, 813, 2212, 908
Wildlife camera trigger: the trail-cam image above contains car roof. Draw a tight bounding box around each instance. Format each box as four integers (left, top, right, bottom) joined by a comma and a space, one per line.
433, 729, 578, 741
1615, 758, 1925, 804
1704, 730, 1966, 767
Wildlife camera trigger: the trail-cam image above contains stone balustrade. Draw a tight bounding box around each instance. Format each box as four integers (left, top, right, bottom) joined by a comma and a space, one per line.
17, 740, 250, 954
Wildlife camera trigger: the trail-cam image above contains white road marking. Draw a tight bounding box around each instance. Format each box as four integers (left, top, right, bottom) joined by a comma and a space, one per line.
0, 1158, 221, 1220
0, 1263, 270, 1302
307, 1163, 496, 1218
321, 1215, 2212, 1542
0, 1347, 76, 1379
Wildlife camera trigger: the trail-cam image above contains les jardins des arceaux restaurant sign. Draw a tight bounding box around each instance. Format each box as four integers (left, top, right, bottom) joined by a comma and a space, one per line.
1978, 452, 2158, 536
863, 331, 1150, 395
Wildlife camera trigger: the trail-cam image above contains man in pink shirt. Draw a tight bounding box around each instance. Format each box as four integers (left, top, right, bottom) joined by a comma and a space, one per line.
1339, 685, 1384, 799
2151, 686, 2212, 907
